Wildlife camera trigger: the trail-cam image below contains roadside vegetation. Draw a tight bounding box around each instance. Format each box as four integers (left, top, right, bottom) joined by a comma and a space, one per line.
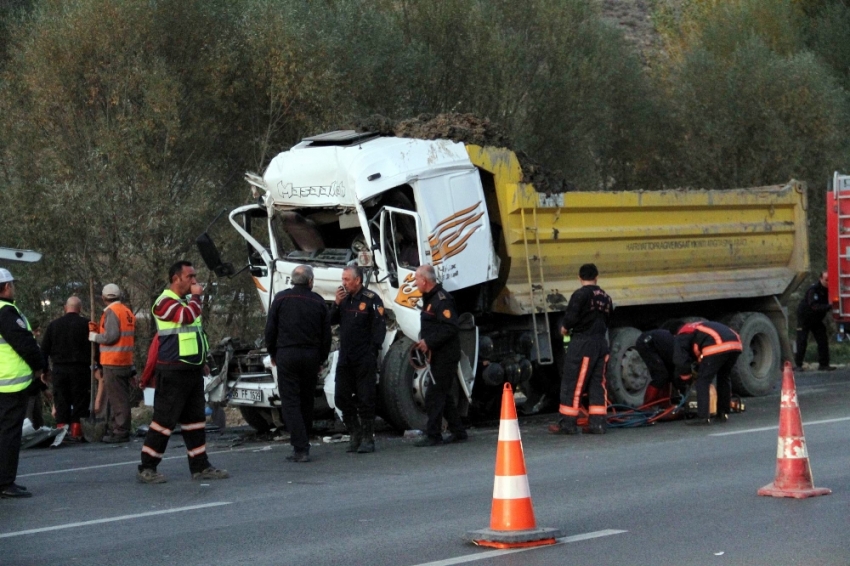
0, 0, 848, 357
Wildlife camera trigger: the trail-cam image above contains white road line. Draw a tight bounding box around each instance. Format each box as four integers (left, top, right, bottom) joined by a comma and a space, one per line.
0, 502, 231, 539
709, 416, 850, 437
410, 529, 627, 566
18, 445, 274, 478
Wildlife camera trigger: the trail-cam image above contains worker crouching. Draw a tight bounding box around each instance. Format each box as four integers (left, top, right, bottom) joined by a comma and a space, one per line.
674, 321, 742, 426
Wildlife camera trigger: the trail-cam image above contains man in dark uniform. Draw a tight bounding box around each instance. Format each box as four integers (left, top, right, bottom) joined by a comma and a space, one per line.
549, 263, 613, 435
41, 296, 91, 440
413, 264, 467, 447
331, 265, 386, 454
0, 268, 44, 498
265, 265, 331, 463
635, 328, 676, 408
795, 270, 834, 371
674, 321, 742, 426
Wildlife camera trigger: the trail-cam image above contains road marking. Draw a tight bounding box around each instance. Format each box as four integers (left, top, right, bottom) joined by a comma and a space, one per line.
410, 529, 627, 566
18, 445, 273, 478
709, 416, 850, 437
0, 502, 231, 539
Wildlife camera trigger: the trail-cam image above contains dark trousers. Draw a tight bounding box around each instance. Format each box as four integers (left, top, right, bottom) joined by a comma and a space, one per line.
103, 366, 133, 437
276, 349, 320, 454
335, 358, 377, 422
795, 319, 829, 367
0, 390, 28, 487
695, 351, 740, 418
52, 365, 90, 424
424, 352, 464, 439
140, 366, 210, 474
559, 336, 609, 420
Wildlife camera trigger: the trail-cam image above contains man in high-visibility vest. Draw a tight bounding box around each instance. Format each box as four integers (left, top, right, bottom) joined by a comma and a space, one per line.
88, 283, 135, 443
0, 268, 44, 498
137, 261, 228, 484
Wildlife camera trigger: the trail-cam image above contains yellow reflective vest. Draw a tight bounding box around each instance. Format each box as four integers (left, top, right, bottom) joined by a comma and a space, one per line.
0, 301, 33, 393
153, 289, 208, 366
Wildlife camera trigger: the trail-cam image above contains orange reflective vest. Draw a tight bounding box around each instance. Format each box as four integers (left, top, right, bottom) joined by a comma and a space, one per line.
99, 301, 136, 366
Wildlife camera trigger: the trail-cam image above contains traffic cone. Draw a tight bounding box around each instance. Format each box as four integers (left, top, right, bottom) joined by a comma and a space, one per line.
757, 362, 831, 499
467, 383, 562, 548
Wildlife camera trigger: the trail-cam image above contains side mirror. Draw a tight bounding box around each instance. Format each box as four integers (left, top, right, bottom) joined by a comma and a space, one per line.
196, 233, 235, 277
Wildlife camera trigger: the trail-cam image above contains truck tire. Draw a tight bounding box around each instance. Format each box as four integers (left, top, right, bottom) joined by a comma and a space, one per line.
378, 337, 429, 432
723, 312, 781, 396
239, 406, 274, 433
606, 327, 650, 408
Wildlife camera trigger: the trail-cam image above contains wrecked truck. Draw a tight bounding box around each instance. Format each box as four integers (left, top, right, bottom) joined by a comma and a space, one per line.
198, 130, 809, 432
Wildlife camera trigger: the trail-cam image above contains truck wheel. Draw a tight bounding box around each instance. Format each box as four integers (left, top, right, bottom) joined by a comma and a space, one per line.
607, 327, 650, 408
239, 407, 274, 433
378, 337, 429, 432
723, 312, 781, 396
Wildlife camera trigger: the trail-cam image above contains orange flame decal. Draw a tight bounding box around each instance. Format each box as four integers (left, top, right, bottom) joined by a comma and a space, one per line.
394, 272, 422, 309
428, 202, 484, 265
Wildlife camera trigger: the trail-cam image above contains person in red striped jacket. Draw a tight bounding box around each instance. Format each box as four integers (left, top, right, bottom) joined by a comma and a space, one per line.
674, 321, 742, 426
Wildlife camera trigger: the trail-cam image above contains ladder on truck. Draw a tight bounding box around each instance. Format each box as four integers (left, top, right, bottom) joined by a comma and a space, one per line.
520, 201, 554, 365
834, 172, 850, 320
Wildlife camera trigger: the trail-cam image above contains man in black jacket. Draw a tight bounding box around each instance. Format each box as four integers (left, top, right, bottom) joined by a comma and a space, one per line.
413, 265, 467, 447
795, 271, 834, 371
0, 268, 44, 498
550, 263, 613, 435
41, 296, 91, 440
330, 265, 386, 454
265, 265, 331, 462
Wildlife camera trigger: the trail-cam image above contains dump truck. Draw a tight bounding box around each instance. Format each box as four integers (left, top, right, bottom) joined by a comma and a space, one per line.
198, 131, 809, 432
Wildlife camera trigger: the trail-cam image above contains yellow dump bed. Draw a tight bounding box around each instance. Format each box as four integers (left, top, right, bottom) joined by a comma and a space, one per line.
467, 145, 810, 315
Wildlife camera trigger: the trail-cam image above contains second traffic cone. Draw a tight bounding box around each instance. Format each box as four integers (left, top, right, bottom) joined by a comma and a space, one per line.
467, 383, 562, 548
758, 362, 831, 499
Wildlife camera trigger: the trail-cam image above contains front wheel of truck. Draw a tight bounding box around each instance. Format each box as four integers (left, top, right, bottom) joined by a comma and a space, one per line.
722, 312, 781, 396
378, 337, 429, 432
239, 406, 274, 433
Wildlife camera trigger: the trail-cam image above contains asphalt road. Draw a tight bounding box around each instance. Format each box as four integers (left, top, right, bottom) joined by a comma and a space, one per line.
3, 369, 849, 566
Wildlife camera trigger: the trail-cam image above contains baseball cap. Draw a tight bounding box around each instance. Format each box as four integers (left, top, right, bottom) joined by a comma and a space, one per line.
102, 283, 121, 299
0, 268, 15, 284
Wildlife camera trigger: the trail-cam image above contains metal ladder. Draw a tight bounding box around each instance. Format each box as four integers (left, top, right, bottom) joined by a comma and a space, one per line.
520, 201, 553, 365
834, 173, 850, 318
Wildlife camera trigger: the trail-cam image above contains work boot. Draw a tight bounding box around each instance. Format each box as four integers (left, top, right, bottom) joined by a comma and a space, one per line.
137, 468, 167, 484
345, 417, 362, 453
192, 466, 230, 480
285, 451, 311, 463
587, 415, 607, 435
686, 418, 712, 426
414, 435, 443, 447
548, 417, 578, 435
444, 431, 468, 443
357, 419, 375, 453
0, 483, 32, 498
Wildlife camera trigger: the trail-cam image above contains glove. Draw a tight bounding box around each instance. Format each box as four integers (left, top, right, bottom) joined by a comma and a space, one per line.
88, 321, 98, 332
88, 332, 98, 342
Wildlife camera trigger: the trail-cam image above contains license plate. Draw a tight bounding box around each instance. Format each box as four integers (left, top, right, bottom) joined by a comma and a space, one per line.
232, 388, 262, 402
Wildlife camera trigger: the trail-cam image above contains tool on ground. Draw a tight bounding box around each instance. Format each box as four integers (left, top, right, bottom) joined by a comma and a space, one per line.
467, 383, 562, 548
758, 362, 830, 499
81, 277, 106, 443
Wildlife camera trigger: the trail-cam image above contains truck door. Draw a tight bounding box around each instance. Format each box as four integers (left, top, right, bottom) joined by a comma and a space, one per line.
379, 206, 425, 329
414, 170, 498, 291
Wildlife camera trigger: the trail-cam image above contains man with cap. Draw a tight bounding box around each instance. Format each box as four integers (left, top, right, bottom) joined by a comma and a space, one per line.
89, 283, 136, 443
41, 296, 92, 440
0, 268, 44, 498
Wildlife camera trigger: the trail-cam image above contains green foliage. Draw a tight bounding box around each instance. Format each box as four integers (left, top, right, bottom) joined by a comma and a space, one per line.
0, 0, 849, 347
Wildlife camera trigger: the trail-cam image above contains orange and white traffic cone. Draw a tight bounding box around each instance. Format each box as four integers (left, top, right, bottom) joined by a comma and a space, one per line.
467, 383, 562, 548
758, 362, 831, 499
